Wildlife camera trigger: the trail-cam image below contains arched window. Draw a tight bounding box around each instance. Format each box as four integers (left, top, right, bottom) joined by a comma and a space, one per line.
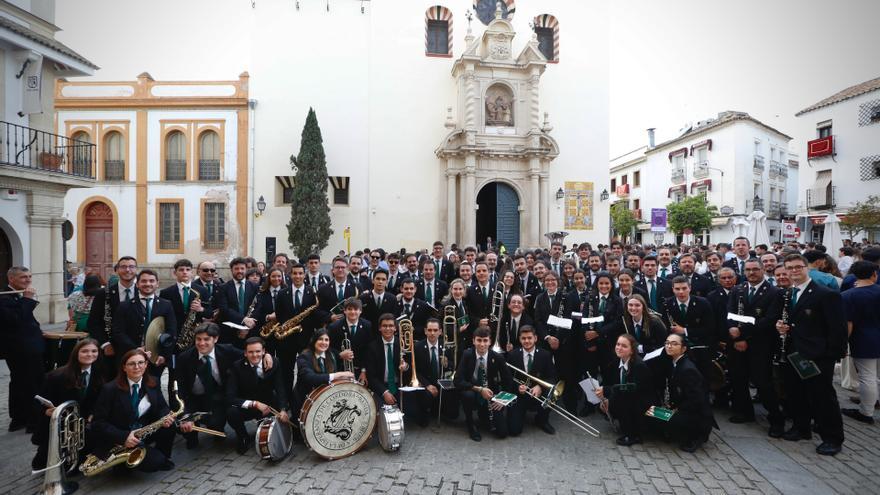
165, 131, 186, 181
533, 14, 559, 62
198, 130, 220, 180
103, 131, 125, 181
71, 131, 92, 177
425, 6, 452, 56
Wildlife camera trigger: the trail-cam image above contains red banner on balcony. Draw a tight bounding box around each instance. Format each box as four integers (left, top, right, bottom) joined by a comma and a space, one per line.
615, 184, 629, 196
690, 179, 712, 191
807, 136, 834, 158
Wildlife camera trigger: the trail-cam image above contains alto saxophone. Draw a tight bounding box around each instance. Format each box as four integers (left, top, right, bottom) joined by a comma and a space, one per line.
80, 382, 184, 477
176, 288, 201, 351
263, 295, 321, 340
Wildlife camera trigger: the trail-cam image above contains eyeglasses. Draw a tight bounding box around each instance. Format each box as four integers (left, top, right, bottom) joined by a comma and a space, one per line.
126, 361, 147, 368
663, 341, 682, 347
371, 256, 380, 259
118, 265, 137, 271
785, 265, 806, 270
201, 268, 216, 273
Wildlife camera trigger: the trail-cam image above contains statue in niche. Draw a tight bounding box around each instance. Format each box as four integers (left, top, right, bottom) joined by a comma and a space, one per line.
485, 86, 514, 126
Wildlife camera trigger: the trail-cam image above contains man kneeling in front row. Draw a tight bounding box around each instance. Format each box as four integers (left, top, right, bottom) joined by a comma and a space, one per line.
507, 325, 556, 436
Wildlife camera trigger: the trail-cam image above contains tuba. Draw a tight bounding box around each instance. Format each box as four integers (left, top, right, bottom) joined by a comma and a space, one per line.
399, 319, 419, 388
176, 287, 201, 351
80, 382, 184, 477
34, 400, 85, 495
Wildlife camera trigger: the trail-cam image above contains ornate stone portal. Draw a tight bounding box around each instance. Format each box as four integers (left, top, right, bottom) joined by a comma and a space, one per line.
436, 6, 558, 249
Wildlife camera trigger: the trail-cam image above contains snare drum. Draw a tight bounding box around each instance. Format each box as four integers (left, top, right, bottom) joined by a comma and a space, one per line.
377, 405, 405, 452
255, 416, 293, 461
298, 379, 377, 460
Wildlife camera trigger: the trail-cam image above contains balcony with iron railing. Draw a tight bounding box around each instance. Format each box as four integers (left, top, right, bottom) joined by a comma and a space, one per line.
198, 159, 221, 180
671, 168, 686, 184
103, 160, 125, 181
692, 161, 710, 178
0, 121, 96, 181
165, 159, 187, 181
753, 155, 765, 174
807, 186, 836, 209
748, 197, 765, 212
768, 200, 788, 217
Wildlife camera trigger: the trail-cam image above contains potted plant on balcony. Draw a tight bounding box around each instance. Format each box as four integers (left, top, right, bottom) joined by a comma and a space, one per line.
39, 151, 63, 170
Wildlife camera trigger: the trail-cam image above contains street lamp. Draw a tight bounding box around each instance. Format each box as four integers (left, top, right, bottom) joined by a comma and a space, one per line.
555, 187, 565, 201
255, 195, 267, 217
600, 189, 609, 201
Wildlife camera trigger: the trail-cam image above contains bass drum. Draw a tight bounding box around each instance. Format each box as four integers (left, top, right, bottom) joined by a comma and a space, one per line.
377, 405, 405, 452
708, 352, 727, 392
255, 416, 293, 461
299, 379, 377, 460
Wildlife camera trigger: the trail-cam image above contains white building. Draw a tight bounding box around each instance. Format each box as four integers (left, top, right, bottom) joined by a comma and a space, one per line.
794, 76, 880, 243
609, 112, 798, 246
55, 73, 251, 279
0, 0, 96, 323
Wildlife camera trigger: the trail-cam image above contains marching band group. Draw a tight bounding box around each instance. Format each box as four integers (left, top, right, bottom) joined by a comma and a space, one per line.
0, 236, 858, 488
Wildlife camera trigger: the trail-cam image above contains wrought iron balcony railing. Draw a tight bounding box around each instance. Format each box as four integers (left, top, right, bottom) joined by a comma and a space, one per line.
0, 121, 95, 179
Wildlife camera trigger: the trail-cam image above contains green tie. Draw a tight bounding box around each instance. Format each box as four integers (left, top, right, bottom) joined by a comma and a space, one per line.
679, 302, 687, 319
649, 281, 657, 310
405, 303, 411, 315
337, 284, 344, 302
620, 367, 625, 385
790, 287, 799, 309
661, 267, 667, 278
237, 283, 245, 313
599, 296, 606, 313
319, 356, 326, 374
483, 286, 488, 302
144, 297, 152, 323
294, 289, 301, 310
386, 343, 397, 394
426, 283, 433, 304
124, 288, 132, 302
768, 277, 775, 286
739, 261, 745, 275
527, 353, 533, 373
207, 284, 213, 298
635, 323, 642, 340
182, 287, 189, 308
430, 346, 439, 380
130, 383, 140, 426
748, 287, 756, 303
434, 260, 440, 275
350, 324, 357, 337
79, 371, 89, 400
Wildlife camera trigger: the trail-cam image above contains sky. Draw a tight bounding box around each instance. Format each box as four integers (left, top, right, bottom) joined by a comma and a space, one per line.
54, 0, 880, 159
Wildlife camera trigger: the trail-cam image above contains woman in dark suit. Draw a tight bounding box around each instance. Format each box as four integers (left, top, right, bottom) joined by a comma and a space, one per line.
596, 334, 653, 446
604, 294, 668, 358
89, 349, 176, 472
252, 267, 286, 354
295, 329, 354, 403
31, 338, 104, 470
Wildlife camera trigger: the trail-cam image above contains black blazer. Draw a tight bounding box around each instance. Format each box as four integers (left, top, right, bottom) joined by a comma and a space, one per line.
359, 291, 398, 332
441, 297, 475, 349
706, 287, 733, 343
722, 257, 749, 283
0, 291, 45, 354
316, 279, 359, 324
453, 348, 514, 394
498, 312, 535, 351
215, 279, 259, 327
604, 314, 668, 356
366, 338, 406, 398
416, 278, 448, 307
225, 357, 288, 411
192, 278, 220, 310
385, 271, 407, 295
776, 281, 847, 361
393, 297, 432, 339
158, 284, 211, 335
175, 343, 242, 409
90, 380, 169, 456
466, 285, 493, 325
306, 272, 331, 292
578, 291, 623, 350
726, 282, 780, 344
87, 282, 134, 347
613, 286, 649, 307
429, 256, 455, 284
603, 358, 653, 410
32, 366, 103, 445
111, 295, 177, 359
661, 296, 715, 349
252, 287, 283, 330
667, 356, 715, 430
678, 273, 715, 298
327, 317, 373, 371
533, 290, 568, 344
413, 339, 452, 387
296, 350, 339, 397
635, 277, 673, 311
505, 347, 556, 386
275, 284, 320, 351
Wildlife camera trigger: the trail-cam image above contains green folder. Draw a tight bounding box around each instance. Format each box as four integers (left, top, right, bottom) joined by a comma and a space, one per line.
457, 315, 470, 327
491, 391, 517, 407
787, 352, 821, 380
646, 407, 674, 421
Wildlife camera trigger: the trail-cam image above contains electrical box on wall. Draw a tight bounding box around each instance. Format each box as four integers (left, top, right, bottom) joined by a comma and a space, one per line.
1, 189, 19, 201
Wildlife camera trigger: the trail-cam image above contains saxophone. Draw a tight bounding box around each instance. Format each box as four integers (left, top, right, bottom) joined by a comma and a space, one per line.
176, 288, 201, 351
262, 294, 321, 340
80, 382, 184, 477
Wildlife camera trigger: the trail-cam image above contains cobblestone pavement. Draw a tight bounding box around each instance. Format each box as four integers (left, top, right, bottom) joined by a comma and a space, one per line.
1, 364, 878, 494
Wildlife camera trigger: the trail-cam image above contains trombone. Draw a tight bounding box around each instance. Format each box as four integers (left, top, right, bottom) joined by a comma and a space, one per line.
398, 318, 420, 388
505, 362, 600, 437
490, 281, 506, 353
442, 305, 458, 378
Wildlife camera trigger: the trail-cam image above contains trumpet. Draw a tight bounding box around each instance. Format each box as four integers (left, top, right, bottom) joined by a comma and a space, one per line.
505, 362, 600, 437
490, 281, 505, 353
342, 330, 354, 373
399, 319, 419, 388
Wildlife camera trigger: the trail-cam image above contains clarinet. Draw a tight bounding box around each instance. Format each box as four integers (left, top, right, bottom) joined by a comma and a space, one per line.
103, 285, 113, 343
774, 288, 791, 365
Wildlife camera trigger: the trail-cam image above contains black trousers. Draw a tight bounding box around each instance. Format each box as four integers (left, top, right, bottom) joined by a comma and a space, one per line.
226, 405, 267, 441
276, 345, 299, 411
460, 389, 508, 438
649, 409, 711, 445
372, 391, 425, 427
183, 393, 228, 441
728, 343, 783, 426
608, 394, 646, 438
783, 358, 843, 445
135, 428, 175, 472
6, 352, 44, 426
507, 393, 551, 436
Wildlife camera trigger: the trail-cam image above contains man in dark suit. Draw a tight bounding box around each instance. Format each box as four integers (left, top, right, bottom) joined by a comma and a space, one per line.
454, 326, 514, 441
214, 257, 260, 348
0, 266, 45, 432
412, 318, 455, 421
158, 259, 209, 352
705, 268, 737, 345
394, 279, 431, 340
657, 247, 676, 279
193, 261, 222, 312
225, 337, 290, 454
402, 253, 422, 283
466, 262, 494, 330
176, 323, 242, 449
327, 297, 372, 385
416, 259, 448, 308
498, 294, 534, 353
636, 255, 673, 312
317, 256, 360, 326
87, 256, 138, 367
775, 254, 846, 456
506, 326, 556, 435
723, 237, 752, 282
305, 253, 331, 293
111, 269, 177, 378
385, 252, 405, 295
348, 256, 371, 291
366, 314, 425, 424
430, 241, 455, 284
661, 276, 716, 383
513, 255, 541, 307
359, 269, 397, 331
273, 263, 320, 394
676, 253, 715, 297
726, 259, 784, 436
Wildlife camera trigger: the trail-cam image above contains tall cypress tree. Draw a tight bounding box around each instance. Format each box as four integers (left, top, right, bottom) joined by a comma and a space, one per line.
287, 108, 333, 258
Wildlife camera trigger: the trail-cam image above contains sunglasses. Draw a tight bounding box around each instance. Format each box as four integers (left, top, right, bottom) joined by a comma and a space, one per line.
201, 268, 216, 273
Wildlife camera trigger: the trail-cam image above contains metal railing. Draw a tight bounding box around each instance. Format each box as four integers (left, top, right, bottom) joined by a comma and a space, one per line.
753, 155, 765, 173
671, 168, 686, 183
198, 159, 220, 180
103, 159, 125, 181
165, 159, 187, 181
693, 161, 710, 178
0, 121, 95, 178
807, 186, 836, 209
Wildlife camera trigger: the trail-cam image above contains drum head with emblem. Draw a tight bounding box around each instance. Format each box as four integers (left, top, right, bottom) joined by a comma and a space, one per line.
300, 380, 377, 460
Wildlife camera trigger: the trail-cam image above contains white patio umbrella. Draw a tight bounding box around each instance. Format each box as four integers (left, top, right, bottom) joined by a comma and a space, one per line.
822, 213, 843, 255
747, 210, 770, 246
731, 216, 750, 240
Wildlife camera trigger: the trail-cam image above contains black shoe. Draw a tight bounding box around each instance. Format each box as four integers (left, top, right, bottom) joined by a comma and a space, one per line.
186, 435, 199, 449
679, 440, 700, 453
816, 442, 842, 456
782, 428, 811, 441
61, 481, 79, 495
841, 408, 875, 424
616, 435, 642, 447
25, 425, 34, 434
768, 424, 785, 438
729, 415, 756, 424
31, 454, 47, 472
158, 460, 175, 471
468, 425, 481, 442
8, 420, 25, 432
540, 422, 556, 435
236, 436, 252, 455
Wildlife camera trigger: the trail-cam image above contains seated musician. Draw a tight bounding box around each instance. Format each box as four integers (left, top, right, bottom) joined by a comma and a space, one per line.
604, 294, 667, 358
596, 334, 653, 447
226, 337, 290, 454
454, 326, 514, 442
647, 333, 716, 453
366, 314, 424, 424
89, 349, 176, 472
327, 297, 371, 385
506, 325, 556, 436
176, 323, 242, 449
296, 329, 355, 400
31, 338, 104, 471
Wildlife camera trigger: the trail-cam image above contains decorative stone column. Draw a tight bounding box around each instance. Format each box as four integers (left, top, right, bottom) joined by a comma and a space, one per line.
539, 172, 549, 242
446, 170, 457, 245
27, 190, 68, 323
464, 160, 476, 246
529, 171, 540, 247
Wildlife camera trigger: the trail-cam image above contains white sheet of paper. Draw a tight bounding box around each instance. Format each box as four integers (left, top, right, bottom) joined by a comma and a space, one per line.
547, 315, 573, 329
570, 312, 583, 319
581, 316, 605, 324
727, 313, 756, 325
222, 321, 249, 330
643, 347, 664, 361
579, 378, 602, 404
399, 386, 425, 392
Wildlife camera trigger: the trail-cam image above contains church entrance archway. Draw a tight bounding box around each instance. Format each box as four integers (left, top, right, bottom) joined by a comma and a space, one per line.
476, 182, 520, 252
